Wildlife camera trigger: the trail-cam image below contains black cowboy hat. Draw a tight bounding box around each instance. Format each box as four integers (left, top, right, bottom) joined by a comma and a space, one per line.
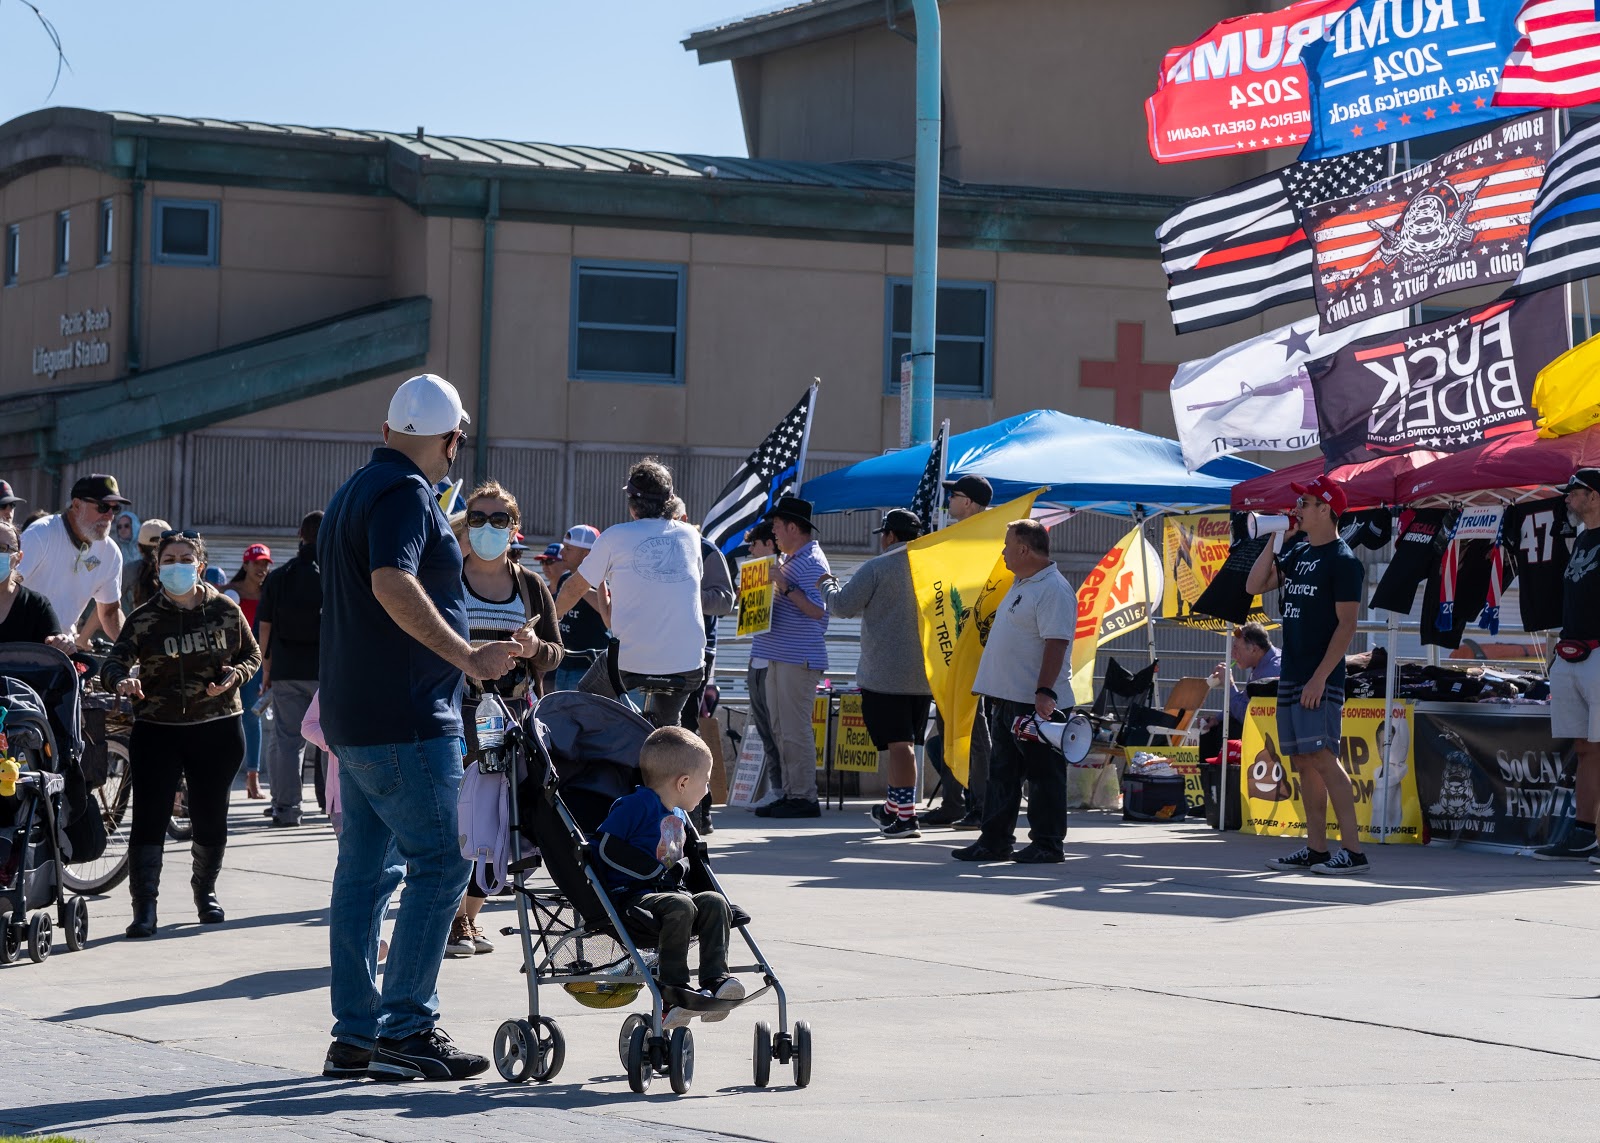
765, 495, 817, 532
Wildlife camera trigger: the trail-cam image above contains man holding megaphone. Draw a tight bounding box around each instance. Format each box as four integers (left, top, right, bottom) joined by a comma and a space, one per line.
1245, 476, 1369, 877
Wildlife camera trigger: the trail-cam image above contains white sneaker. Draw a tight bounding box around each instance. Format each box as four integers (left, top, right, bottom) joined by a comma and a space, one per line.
701, 977, 745, 1023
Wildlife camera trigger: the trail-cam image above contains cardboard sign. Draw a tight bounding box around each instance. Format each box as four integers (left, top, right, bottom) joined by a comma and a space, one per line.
727, 732, 764, 809
833, 692, 881, 774
737, 555, 775, 637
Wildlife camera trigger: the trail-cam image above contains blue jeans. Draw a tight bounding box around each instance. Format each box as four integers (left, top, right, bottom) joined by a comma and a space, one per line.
552, 664, 589, 693
328, 735, 468, 1046
240, 668, 263, 775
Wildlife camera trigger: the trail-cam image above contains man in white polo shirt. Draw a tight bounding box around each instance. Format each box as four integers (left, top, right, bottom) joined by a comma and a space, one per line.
18, 473, 132, 646
954, 517, 1075, 864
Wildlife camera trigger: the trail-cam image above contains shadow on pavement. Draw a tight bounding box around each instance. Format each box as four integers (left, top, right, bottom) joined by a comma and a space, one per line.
695, 806, 1597, 920
47, 964, 331, 1022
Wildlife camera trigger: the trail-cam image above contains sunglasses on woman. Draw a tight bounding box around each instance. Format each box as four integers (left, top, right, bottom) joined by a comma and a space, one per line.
161, 529, 201, 540
466, 511, 514, 530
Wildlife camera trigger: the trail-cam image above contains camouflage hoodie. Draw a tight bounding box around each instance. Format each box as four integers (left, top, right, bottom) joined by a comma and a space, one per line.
100, 582, 263, 725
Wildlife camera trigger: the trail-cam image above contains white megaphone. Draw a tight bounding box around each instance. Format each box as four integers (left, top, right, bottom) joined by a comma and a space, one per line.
1247, 513, 1293, 539
1013, 712, 1096, 765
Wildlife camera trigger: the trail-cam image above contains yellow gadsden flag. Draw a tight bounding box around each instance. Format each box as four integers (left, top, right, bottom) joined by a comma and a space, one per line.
1533, 331, 1600, 438
1069, 524, 1163, 706
905, 490, 1039, 785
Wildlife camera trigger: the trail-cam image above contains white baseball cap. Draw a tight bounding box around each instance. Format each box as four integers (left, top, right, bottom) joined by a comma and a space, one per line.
387, 374, 469, 436
563, 524, 601, 549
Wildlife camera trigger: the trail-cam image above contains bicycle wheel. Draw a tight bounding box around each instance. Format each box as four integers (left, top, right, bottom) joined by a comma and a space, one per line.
167, 775, 193, 841
62, 735, 133, 895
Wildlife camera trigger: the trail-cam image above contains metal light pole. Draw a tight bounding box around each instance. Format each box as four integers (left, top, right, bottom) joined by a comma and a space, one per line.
908, 0, 942, 447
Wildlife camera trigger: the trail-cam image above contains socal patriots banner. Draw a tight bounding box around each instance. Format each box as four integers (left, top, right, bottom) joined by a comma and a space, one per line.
905, 491, 1039, 785
1309, 288, 1566, 466
1298, 0, 1525, 161
1069, 526, 1163, 706
1495, 0, 1600, 108
1307, 112, 1557, 329
1170, 309, 1407, 470
1145, 0, 1354, 163
1504, 115, 1600, 298
1158, 148, 1387, 333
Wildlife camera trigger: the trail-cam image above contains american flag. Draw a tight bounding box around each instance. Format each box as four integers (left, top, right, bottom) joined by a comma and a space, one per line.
1495, 0, 1600, 108
909, 419, 948, 534
1158, 147, 1387, 333
701, 384, 817, 556
1504, 115, 1600, 297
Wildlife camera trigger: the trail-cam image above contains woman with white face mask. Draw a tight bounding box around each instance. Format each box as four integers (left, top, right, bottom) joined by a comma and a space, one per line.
446, 481, 564, 957
98, 530, 262, 939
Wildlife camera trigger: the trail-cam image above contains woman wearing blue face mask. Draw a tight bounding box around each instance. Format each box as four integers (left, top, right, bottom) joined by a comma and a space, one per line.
99, 530, 262, 939
445, 481, 563, 957
0, 521, 74, 651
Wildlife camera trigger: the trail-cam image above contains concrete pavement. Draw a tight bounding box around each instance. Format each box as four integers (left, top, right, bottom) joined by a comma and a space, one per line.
2, 790, 1597, 1142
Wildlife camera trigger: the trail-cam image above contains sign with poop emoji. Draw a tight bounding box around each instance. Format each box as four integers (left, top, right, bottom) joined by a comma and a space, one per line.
1238, 698, 1424, 844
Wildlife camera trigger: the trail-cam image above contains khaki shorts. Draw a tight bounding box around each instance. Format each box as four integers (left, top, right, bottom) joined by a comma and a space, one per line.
1550, 655, 1600, 741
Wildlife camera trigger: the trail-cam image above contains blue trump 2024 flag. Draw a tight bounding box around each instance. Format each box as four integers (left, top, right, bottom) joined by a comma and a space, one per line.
1300, 0, 1524, 160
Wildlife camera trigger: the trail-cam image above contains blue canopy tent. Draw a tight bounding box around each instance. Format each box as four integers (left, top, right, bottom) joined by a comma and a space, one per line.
803, 409, 1268, 515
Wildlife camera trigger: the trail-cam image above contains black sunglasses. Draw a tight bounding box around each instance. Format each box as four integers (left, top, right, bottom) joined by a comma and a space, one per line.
84, 500, 119, 515
160, 529, 201, 540
466, 511, 514, 529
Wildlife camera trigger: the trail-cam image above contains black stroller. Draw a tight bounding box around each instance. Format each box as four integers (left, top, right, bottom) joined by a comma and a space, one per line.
0, 644, 93, 963
487, 690, 810, 1095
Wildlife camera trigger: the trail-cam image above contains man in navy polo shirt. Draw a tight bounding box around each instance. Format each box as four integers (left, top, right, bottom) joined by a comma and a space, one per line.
319, 374, 523, 1083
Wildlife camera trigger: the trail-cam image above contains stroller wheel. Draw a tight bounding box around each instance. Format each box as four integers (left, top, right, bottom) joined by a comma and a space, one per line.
618, 1013, 647, 1068
791, 1020, 812, 1089
27, 912, 52, 963
493, 1020, 536, 1084
64, 897, 89, 952
529, 1016, 565, 1082
0, 912, 19, 964
751, 1021, 772, 1088
625, 1023, 651, 1094
667, 1026, 694, 1095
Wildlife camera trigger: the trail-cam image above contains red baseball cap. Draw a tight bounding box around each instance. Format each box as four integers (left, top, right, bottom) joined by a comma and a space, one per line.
1289, 475, 1347, 518
242, 543, 273, 563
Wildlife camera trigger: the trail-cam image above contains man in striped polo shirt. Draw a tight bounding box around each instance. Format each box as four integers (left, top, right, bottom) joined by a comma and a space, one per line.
752, 497, 830, 819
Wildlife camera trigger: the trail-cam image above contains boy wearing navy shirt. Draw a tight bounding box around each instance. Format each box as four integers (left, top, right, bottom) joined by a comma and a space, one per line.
596, 727, 744, 1027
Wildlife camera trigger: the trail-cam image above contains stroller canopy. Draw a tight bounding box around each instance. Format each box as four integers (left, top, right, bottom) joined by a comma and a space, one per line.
526, 692, 654, 832
0, 644, 82, 765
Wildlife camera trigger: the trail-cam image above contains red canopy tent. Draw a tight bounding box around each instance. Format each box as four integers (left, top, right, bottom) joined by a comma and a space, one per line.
1396, 425, 1600, 504
1231, 451, 1445, 512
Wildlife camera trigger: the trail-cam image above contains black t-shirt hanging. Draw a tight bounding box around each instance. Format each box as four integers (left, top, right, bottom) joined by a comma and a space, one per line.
1420, 539, 1494, 649
1503, 497, 1575, 633
1339, 508, 1392, 552
1371, 508, 1457, 614
1561, 529, 1600, 641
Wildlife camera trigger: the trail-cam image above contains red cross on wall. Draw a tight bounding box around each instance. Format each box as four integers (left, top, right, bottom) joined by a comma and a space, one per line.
1079, 322, 1178, 430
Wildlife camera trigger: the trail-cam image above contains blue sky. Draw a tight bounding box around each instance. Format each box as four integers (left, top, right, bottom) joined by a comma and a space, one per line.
0, 1, 755, 155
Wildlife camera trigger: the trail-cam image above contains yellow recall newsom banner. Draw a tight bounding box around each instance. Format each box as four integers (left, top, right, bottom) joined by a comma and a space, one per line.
811, 693, 828, 769
1161, 513, 1269, 632
832, 692, 881, 773
736, 555, 775, 637
1238, 697, 1422, 844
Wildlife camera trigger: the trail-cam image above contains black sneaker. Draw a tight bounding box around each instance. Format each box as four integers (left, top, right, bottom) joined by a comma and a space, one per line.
767, 798, 821, 819
951, 842, 1013, 862
752, 798, 786, 818
1012, 843, 1065, 864
951, 812, 983, 831
867, 804, 893, 827
922, 804, 964, 826
879, 816, 921, 839
322, 1040, 373, 1079
1311, 849, 1370, 876
367, 1028, 489, 1081
1265, 846, 1328, 872
1531, 833, 1598, 861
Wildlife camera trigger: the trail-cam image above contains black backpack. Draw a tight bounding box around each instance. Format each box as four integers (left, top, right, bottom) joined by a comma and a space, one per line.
265, 554, 322, 645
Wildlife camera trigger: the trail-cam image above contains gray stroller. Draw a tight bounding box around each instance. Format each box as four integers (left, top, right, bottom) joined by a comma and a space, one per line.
485, 689, 811, 1095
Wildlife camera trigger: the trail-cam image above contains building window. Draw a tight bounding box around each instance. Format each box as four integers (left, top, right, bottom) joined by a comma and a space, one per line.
55, 211, 70, 274
153, 198, 219, 266
98, 199, 114, 264
4, 225, 17, 286
569, 260, 686, 383
884, 279, 994, 397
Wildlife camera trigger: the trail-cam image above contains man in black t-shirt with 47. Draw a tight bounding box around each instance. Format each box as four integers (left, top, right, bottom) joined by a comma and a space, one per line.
1246, 475, 1370, 876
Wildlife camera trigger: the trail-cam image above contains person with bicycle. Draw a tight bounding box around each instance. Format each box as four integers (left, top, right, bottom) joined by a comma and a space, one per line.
99, 529, 262, 939
17, 473, 132, 650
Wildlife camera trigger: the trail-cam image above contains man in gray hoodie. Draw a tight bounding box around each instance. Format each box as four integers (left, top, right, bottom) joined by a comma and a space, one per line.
818, 508, 932, 838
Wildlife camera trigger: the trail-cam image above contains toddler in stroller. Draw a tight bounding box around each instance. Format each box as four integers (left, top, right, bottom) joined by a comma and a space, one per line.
594, 726, 745, 1029
490, 690, 810, 1095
